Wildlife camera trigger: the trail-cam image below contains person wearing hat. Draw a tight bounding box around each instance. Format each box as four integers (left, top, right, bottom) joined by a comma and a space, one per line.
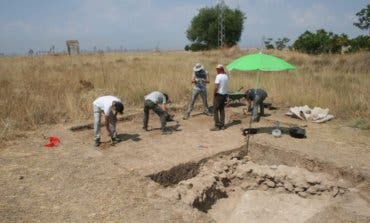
245, 88, 268, 122
183, 63, 211, 120
211, 64, 229, 131
143, 91, 172, 134
93, 95, 124, 147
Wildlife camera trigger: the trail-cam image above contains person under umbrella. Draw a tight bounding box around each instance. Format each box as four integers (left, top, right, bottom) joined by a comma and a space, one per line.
244, 88, 268, 122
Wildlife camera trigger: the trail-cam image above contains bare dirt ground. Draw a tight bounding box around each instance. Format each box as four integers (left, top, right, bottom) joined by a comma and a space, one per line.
1, 105, 370, 222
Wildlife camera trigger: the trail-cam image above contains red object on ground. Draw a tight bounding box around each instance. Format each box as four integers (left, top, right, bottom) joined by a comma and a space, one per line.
44, 136, 60, 148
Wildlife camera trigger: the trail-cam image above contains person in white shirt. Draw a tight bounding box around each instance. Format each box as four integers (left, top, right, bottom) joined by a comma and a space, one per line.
143, 91, 172, 134
211, 64, 229, 131
93, 95, 124, 147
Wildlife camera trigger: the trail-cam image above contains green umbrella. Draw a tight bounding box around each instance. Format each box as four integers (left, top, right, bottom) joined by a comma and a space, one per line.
227, 52, 295, 87
227, 52, 295, 72
226, 52, 295, 158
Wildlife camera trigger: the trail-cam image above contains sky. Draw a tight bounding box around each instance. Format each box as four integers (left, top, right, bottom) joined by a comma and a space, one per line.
0, 0, 368, 54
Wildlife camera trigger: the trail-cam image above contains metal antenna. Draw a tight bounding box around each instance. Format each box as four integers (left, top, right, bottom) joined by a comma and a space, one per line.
218, 0, 226, 48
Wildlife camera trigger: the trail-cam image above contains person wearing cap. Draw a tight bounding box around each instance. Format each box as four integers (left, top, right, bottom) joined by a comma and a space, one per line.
143, 91, 172, 134
211, 64, 229, 131
183, 63, 211, 120
93, 95, 124, 147
245, 88, 268, 122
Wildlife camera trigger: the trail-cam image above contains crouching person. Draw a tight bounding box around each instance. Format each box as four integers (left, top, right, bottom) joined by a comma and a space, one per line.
245, 88, 268, 122
93, 95, 124, 147
143, 91, 172, 135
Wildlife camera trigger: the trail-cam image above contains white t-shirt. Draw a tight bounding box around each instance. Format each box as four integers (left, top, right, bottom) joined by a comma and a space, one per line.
215, 73, 228, 95
93, 96, 122, 115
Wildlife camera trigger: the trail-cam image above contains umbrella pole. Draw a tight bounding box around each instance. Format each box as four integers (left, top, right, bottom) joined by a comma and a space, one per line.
242, 71, 259, 158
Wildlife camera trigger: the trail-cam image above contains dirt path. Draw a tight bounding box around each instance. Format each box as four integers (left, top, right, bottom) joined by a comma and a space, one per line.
1, 107, 369, 222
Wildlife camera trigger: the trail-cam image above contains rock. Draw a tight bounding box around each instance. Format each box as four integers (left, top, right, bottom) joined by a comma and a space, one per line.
260, 184, 269, 191
298, 191, 308, 198
306, 175, 322, 185
313, 184, 327, 192
219, 173, 227, 179
339, 188, 346, 195
294, 186, 305, 193
276, 187, 286, 193
241, 182, 253, 190
269, 165, 278, 170
187, 183, 193, 189
257, 177, 265, 185
265, 179, 276, 188
306, 187, 317, 195
284, 182, 294, 192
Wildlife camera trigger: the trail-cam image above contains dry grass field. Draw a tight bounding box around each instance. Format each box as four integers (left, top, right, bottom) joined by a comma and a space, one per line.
0, 48, 369, 139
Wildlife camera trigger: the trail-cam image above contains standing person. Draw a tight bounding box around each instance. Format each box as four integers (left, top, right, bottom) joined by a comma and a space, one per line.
143, 91, 172, 134
245, 88, 268, 122
183, 63, 211, 120
93, 95, 124, 147
211, 64, 229, 131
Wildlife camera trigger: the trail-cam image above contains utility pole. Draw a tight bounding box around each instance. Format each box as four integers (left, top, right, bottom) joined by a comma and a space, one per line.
218, 0, 226, 48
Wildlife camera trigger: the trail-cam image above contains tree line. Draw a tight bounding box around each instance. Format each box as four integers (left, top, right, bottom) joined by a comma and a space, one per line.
185, 4, 370, 54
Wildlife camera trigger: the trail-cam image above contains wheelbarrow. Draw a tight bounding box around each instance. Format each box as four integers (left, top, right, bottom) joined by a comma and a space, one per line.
226, 87, 245, 105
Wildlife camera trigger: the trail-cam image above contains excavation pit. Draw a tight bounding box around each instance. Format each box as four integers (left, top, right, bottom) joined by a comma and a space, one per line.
148, 144, 370, 223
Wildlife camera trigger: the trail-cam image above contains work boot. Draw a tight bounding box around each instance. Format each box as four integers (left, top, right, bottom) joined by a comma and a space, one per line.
210, 126, 221, 131
111, 136, 121, 143
94, 140, 101, 147
142, 126, 149, 131
182, 113, 190, 120
161, 127, 172, 135
204, 111, 213, 116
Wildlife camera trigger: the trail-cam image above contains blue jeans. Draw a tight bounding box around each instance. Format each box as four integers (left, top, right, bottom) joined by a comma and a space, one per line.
185, 87, 209, 116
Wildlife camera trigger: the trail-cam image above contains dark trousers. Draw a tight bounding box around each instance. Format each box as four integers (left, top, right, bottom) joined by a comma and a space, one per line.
143, 100, 166, 129
213, 94, 227, 127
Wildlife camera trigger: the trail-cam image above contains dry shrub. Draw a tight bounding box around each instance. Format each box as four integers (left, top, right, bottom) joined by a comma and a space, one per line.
0, 50, 369, 136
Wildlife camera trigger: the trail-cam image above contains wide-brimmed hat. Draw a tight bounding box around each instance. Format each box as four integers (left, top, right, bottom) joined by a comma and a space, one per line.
193, 63, 204, 72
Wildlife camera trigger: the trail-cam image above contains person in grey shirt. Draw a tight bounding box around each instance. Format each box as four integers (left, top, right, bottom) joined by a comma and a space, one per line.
183, 63, 211, 120
245, 88, 268, 122
143, 91, 172, 134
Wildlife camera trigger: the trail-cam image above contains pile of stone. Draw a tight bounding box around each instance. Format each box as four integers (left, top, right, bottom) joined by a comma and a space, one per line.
158, 154, 349, 211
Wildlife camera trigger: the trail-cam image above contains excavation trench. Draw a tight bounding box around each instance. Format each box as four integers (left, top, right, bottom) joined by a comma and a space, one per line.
148, 144, 369, 222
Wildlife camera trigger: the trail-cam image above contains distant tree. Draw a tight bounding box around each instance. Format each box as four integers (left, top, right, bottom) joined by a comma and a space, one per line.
275, 37, 290, 50
185, 4, 246, 51
327, 33, 350, 54
350, 35, 370, 52
263, 38, 274, 49
353, 4, 370, 35
293, 29, 336, 54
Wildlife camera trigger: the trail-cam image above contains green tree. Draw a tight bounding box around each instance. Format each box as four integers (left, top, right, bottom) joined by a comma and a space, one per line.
185, 5, 246, 51
353, 4, 370, 35
293, 29, 337, 54
350, 35, 370, 52
275, 37, 290, 50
